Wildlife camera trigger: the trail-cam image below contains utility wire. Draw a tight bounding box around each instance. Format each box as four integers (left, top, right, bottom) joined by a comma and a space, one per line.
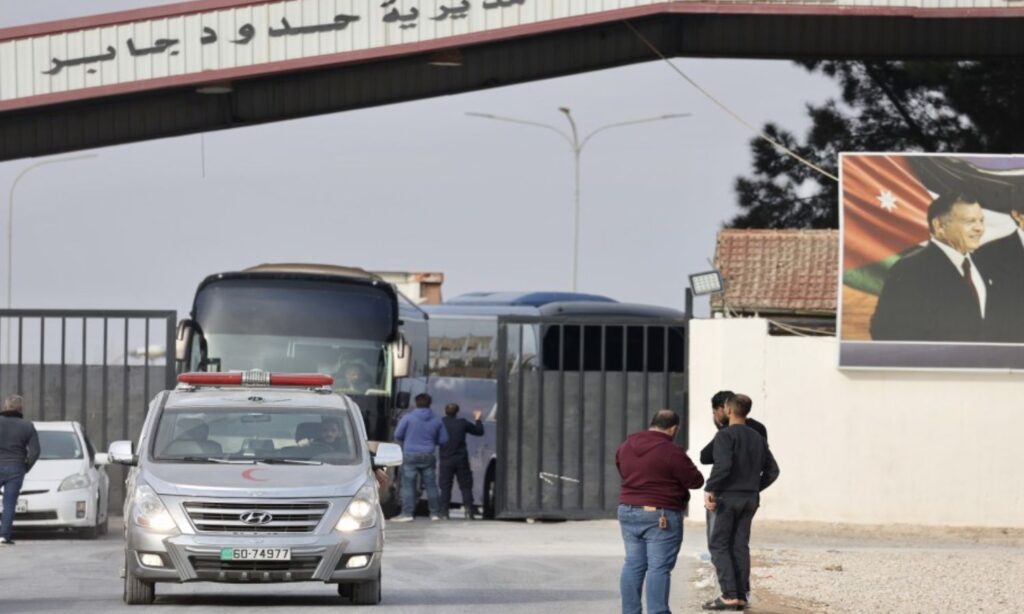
624, 21, 839, 183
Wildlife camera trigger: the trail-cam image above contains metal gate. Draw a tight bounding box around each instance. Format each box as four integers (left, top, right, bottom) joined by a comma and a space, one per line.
0, 309, 177, 512
496, 316, 688, 520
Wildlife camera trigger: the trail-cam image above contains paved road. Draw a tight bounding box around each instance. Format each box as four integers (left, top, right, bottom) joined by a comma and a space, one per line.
0, 516, 706, 613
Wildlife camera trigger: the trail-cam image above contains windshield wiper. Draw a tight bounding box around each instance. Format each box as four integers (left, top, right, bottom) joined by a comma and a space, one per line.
256, 458, 323, 466
175, 456, 254, 464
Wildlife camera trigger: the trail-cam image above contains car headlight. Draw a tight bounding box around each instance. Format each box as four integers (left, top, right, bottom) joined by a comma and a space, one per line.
58, 473, 91, 491
132, 484, 177, 533
335, 481, 378, 532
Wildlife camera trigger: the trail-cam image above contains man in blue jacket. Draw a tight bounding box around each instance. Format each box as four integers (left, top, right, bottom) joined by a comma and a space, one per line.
392, 394, 448, 522
0, 395, 40, 545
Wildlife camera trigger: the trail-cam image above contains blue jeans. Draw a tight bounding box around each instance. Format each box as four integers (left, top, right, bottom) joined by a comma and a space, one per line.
0, 464, 26, 540
400, 453, 440, 517
618, 504, 684, 614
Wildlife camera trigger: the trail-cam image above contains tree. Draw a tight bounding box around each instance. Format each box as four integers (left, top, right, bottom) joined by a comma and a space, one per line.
730, 60, 1024, 229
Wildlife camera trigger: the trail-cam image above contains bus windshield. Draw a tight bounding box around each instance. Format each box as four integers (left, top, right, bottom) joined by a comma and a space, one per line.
193, 278, 394, 394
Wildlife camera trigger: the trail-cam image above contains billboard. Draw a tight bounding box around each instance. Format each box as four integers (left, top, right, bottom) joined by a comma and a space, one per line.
839, 153, 1024, 370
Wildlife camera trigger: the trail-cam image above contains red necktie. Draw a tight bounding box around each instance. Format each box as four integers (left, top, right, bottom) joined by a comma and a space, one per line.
962, 259, 980, 315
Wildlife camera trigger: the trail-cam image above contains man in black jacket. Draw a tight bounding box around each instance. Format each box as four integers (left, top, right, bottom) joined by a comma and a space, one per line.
871, 193, 992, 342
702, 394, 779, 612
700, 391, 767, 553
438, 403, 484, 519
974, 201, 1024, 343
0, 395, 40, 545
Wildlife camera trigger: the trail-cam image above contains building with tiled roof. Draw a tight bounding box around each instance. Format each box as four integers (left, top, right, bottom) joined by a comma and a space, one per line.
711, 229, 838, 332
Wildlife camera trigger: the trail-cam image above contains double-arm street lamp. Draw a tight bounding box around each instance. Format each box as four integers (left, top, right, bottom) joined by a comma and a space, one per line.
467, 108, 690, 292
5, 153, 98, 362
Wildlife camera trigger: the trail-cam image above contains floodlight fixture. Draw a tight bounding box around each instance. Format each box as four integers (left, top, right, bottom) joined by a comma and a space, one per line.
689, 270, 724, 296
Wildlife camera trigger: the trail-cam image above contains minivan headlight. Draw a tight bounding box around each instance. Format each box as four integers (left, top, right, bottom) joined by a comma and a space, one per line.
59, 473, 91, 491
335, 482, 378, 532
132, 484, 177, 533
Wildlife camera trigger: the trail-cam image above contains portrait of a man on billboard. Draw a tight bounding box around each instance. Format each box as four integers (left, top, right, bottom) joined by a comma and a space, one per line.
839, 153, 1024, 370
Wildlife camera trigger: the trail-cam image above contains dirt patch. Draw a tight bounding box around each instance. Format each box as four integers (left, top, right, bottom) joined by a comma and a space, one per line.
753, 520, 1024, 549
691, 529, 1024, 613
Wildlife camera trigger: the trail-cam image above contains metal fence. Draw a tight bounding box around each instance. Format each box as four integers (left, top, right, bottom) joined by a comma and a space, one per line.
495, 316, 689, 520
0, 309, 176, 512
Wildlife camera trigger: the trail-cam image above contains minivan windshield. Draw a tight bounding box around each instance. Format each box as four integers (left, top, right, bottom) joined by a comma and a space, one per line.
151, 408, 360, 466
38, 431, 83, 460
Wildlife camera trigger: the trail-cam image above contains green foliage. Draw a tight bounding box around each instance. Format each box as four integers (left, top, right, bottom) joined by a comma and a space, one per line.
730, 60, 1024, 229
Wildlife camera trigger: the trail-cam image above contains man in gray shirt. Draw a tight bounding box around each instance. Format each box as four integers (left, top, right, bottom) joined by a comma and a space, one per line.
0, 395, 40, 545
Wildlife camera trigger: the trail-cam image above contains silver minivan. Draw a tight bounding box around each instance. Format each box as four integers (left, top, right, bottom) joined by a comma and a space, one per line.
108, 371, 402, 605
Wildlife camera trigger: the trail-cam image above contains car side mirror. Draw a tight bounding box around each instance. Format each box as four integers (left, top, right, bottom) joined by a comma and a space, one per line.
93, 453, 110, 466
108, 440, 137, 466
371, 442, 403, 468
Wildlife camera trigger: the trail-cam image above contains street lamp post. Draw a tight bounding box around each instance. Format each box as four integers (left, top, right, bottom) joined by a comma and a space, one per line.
467, 108, 690, 292
5, 153, 98, 362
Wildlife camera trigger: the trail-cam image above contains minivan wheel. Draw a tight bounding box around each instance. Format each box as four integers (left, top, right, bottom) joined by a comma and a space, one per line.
351, 570, 382, 605
124, 553, 155, 605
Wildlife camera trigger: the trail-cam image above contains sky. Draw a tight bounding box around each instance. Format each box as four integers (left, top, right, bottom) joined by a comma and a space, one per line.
0, 1, 839, 322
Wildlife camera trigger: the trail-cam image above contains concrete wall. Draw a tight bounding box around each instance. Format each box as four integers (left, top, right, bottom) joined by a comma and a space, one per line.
689, 318, 1024, 528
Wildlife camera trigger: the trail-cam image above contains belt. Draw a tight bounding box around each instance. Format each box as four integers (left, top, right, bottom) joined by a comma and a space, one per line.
623, 504, 674, 512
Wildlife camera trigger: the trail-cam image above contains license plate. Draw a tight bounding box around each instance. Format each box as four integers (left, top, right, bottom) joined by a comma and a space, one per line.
220, 548, 291, 561
0, 499, 27, 513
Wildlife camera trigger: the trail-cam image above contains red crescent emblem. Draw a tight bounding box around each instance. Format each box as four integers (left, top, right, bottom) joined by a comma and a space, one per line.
242, 468, 269, 482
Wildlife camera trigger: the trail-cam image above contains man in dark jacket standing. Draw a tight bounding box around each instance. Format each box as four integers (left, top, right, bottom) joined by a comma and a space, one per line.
438, 403, 484, 520
0, 395, 40, 545
616, 410, 704, 614
393, 394, 448, 522
702, 394, 779, 611
699, 391, 767, 549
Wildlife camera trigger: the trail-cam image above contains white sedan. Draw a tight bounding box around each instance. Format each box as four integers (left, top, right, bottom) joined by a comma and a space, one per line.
4, 421, 110, 538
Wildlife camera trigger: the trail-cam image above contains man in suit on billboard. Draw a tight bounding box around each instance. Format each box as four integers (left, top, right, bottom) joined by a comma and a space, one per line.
975, 202, 1024, 343
870, 192, 992, 342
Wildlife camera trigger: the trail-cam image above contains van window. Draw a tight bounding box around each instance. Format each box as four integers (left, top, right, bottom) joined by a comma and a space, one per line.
429, 317, 499, 378
151, 408, 360, 465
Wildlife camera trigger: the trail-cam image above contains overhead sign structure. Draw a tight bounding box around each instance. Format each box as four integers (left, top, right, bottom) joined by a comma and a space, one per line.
838, 153, 1024, 370
0, 0, 640, 108
3, 0, 1023, 110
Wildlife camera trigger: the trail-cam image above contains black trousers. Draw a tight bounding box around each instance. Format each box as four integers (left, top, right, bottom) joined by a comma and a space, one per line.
438, 455, 474, 514
708, 493, 759, 600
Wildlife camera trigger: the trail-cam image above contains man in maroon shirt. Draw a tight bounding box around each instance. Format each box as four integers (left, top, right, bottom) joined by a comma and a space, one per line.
616, 410, 705, 614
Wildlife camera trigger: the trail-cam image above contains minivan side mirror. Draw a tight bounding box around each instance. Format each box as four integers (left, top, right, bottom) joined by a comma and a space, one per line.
371, 442, 403, 468
175, 319, 194, 363
108, 440, 137, 466
391, 338, 411, 379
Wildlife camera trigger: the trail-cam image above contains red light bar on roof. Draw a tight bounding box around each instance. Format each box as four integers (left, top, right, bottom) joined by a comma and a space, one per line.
177, 371, 333, 387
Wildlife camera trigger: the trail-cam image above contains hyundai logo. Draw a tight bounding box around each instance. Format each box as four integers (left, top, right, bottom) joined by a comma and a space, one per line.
239, 511, 273, 525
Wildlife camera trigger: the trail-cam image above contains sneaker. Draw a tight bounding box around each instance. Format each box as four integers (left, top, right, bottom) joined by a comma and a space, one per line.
429, 515, 442, 521
390, 516, 414, 523
0, 538, 14, 545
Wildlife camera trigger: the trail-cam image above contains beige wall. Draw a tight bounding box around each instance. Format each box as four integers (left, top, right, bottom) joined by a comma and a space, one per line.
689, 318, 1024, 528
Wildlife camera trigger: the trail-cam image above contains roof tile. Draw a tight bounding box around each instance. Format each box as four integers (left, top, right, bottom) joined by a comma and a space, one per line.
711, 229, 838, 315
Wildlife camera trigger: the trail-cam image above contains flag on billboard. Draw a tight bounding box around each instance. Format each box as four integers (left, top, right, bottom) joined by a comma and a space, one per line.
841, 155, 934, 295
